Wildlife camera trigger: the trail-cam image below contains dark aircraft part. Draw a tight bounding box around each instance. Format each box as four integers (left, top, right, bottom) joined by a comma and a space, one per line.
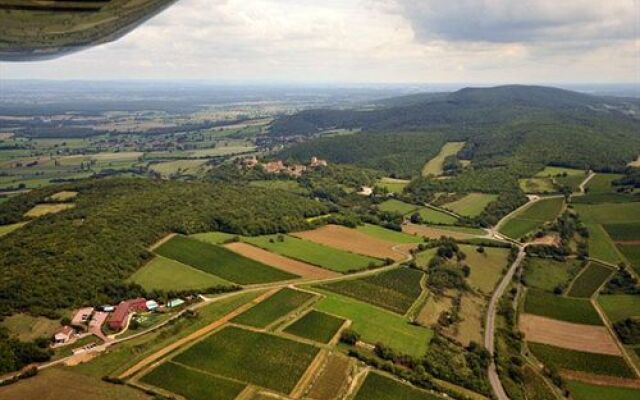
0, 0, 179, 61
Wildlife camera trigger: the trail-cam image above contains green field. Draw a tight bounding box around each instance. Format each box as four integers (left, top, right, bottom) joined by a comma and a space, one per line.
599, 295, 640, 323
566, 263, 613, 298
243, 234, 381, 272
422, 142, 465, 176
519, 178, 557, 194
354, 372, 441, 400
0, 313, 63, 342
461, 244, 509, 293
376, 178, 410, 193
618, 244, 640, 274
442, 193, 498, 217
523, 258, 583, 292
313, 290, 433, 357
524, 288, 603, 325
356, 224, 422, 244
585, 173, 624, 193
148, 159, 208, 177
141, 362, 245, 400
528, 343, 634, 378
231, 288, 315, 328
173, 326, 319, 394
567, 381, 640, 400
603, 223, 640, 241
321, 268, 424, 314
378, 199, 420, 215
585, 224, 624, 264
417, 207, 458, 225
155, 236, 297, 284
575, 202, 640, 224
283, 310, 345, 343
190, 231, 237, 245
536, 166, 587, 177
128, 256, 233, 291
500, 197, 564, 239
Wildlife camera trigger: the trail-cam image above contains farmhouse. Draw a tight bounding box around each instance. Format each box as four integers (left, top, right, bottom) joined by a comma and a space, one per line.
310, 156, 328, 168
108, 298, 148, 331
54, 326, 75, 344
71, 307, 95, 328
264, 160, 285, 173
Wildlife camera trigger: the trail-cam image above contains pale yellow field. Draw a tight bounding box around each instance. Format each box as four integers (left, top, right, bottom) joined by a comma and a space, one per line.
25, 203, 75, 218
49, 191, 78, 202
422, 142, 466, 176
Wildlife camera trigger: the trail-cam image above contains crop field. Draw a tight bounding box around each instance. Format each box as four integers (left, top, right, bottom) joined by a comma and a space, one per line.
155, 235, 298, 284
524, 288, 603, 325
243, 234, 381, 272
575, 202, 640, 224
24, 203, 75, 218
0, 313, 63, 342
598, 295, 640, 322
232, 288, 316, 328
292, 225, 405, 261
190, 230, 237, 245
586, 224, 624, 264
536, 166, 587, 177
313, 290, 433, 357
225, 242, 339, 279
528, 343, 634, 378
173, 326, 320, 394
141, 362, 246, 400
442, 193, 498, 217
567, 381, 640, 400
618, 244, 640, 274
519, 178, 556, 194
603, 223, 640, 241
416, 207, 459, 225
500, 197, 564, 239
356, 223, 422, 244
304, 353, 352, 400
402, 224, 483, 241
320, 268, 424, 314
460, 244, 509, 293
376, 177, 410, 193
0, 367, 149, 400
566, 263, 613, 298
148, 159, 208, 177
0, 222, 26, 238
523, 258, 583, 292
422, 142, 465, 177
128, 256, 233, 291
520, 314, 620, 355
378, 199, 420, 215
354, 372, 441, 400
283, 310, 345, 344
586, 173, 624, 193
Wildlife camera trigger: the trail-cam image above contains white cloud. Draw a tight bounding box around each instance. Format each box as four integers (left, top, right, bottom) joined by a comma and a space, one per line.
0, 0, 637, 83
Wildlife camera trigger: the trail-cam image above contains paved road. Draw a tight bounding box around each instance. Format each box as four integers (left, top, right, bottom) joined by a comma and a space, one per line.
484, 246, 526, 400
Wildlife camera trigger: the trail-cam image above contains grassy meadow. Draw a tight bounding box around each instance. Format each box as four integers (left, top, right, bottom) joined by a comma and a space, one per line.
442, 193, 498, 217
523, 258, 584, 292
460, 244, 509, 293
422, 142, 466, 176
129, 256, 233, 291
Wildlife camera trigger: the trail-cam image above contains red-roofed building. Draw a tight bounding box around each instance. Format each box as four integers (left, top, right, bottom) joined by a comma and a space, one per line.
128, 298, 148, 312
108, 302, 129, 331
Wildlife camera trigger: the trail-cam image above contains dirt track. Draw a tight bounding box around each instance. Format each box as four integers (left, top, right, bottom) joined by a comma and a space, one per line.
521, 314, 621, 355
224, 242, 339, 280
292, 225, 406, 261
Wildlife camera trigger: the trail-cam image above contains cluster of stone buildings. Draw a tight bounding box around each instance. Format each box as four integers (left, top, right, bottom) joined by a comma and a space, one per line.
241, 156, 328, 177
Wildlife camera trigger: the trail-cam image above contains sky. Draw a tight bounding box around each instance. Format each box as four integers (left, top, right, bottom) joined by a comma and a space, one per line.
1, 0, 639, 84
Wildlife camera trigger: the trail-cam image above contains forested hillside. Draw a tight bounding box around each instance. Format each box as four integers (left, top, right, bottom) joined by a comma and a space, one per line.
0, 179, 327, 316
273, 86, 640, 176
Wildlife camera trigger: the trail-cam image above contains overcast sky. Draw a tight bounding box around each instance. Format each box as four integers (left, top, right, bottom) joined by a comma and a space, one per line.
1, 0, 638, 83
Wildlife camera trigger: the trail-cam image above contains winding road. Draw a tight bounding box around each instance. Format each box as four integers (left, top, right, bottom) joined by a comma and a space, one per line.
484, 245, 526, 400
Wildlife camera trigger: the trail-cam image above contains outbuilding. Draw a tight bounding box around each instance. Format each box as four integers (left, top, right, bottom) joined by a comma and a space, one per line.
167, 299, 185, 308
54, 326, 75, 344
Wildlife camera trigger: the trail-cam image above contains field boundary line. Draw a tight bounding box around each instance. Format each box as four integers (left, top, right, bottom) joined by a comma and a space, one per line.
564, 261, 592, 296
405, 273, 429, 320
290, 349, 328, 399
148, 232, 176, 251
118, 288, 279, 379
591, 298, 640, 379
266, 291, 320, 332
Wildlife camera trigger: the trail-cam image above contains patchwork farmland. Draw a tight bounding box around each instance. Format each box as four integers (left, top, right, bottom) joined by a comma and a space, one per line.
499, 197, 564, 239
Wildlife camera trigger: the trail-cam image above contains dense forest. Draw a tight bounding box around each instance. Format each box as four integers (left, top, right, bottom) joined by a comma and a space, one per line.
273, 86, 640, 176
0, 178, 327, 317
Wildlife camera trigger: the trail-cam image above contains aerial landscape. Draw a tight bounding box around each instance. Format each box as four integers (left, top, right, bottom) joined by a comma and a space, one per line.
0, 1, 639, 400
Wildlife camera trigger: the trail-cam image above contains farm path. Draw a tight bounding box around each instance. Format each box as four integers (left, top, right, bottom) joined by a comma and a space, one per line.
485, 245, 526, 400
577, 171, 596, 195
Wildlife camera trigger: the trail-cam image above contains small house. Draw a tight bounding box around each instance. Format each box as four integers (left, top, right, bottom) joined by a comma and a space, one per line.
146, 300, 159, 312
167, 299, 185, 308
54, 326, 75, 344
